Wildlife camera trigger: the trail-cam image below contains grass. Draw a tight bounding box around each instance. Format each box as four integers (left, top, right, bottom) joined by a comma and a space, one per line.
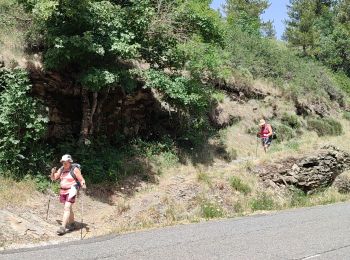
229, 176, 251, 194
200, 201, 224, 219
288, 187, 349, 208
0, 176, 37, 208
197, 171, 212, 186
250, 192, 278, 211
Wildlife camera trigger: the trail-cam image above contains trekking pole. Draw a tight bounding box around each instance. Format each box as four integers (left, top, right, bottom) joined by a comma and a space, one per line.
80, 190, 84, 240
255, 137, 259, 158
46, 179, 53, 220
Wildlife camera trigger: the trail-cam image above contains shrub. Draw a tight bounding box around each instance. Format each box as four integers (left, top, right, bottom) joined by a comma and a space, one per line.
229, 176, 251, 195
201, 201, 224, 219
272, 123, 296, 143
250, 192, 276, 211
0, 68, 49, 178
343, 112, 350, 121
307, 117, 343, 136
281, 113, 301, 129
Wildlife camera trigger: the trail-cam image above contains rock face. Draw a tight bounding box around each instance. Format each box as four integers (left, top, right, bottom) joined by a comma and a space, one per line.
255, 146, 350, 193
29, 70, 171, 139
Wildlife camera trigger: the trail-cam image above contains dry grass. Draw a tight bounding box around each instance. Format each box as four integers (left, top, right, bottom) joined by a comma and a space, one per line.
0, 177, 37, 208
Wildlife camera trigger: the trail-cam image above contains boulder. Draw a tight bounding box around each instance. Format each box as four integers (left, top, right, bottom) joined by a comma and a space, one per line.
254, 146, 350, 193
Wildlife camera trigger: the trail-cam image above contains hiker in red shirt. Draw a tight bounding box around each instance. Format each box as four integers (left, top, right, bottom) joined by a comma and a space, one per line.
257, 119, 273, 153
50, 154, 86, 235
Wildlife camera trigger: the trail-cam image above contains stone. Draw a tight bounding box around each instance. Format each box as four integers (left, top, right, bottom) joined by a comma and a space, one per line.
255, 146, 350, 192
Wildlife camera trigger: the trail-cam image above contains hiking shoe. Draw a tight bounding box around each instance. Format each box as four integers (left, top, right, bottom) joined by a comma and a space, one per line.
56, 226, 68, 236
66, 222, 76, 231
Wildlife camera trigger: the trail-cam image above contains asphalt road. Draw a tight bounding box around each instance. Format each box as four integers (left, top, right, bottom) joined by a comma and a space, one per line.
2, 202, 350, 260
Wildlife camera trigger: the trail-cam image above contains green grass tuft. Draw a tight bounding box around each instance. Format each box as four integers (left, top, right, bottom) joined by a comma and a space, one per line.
229, 176, 251, 194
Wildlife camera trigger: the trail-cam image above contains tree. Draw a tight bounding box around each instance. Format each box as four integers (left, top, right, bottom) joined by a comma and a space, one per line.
316, 0, 350, 75
225, 0, 270, 35
284, 0, 319, 55
261, 20, 276, 39
17, 0, 224, 143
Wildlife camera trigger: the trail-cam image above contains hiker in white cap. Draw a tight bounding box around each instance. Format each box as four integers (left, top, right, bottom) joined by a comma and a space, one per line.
257, 119, 273, 153
50, 154, 86, 235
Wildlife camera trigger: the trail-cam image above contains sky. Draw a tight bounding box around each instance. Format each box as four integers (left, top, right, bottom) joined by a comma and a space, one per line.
210, 0, 289, 39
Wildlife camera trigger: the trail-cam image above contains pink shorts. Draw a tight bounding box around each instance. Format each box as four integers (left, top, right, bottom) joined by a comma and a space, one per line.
59, 193, 76, 203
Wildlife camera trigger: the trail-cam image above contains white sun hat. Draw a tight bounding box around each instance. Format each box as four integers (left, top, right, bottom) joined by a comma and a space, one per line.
60, 154, 73, 163
259, 119, 266, 126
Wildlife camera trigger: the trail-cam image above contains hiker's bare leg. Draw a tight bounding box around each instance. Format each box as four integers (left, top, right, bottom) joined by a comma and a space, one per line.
264, 145, 268, 153
68, 207, 74, 224
62, 202, 72, 228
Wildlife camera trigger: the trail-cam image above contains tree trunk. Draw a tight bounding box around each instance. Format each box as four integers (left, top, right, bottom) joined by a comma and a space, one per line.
89, 92, 98, 136
80, 88, 91, 144
95, 88, 110, 134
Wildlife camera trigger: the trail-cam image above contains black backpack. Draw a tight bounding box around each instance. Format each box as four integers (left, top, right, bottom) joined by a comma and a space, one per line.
271, 126, 277, 140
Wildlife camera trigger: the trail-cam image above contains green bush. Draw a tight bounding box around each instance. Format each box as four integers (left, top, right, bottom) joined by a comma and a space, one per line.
272, 123, 296, 143
281, 113, 301, 129
229, 176, 251, 195
0, 68, 49, 178
343, 112, 350, 121
307, 117, 343, 136
250, 192, 277, 211
201, 201, 224, 219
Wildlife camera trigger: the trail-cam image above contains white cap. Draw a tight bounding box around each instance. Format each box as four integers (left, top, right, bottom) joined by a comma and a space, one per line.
60, 154, 73, 163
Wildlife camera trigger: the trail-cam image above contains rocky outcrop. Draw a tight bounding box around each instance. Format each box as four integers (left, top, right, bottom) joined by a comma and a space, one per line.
333, 172, 350, 193
209, 97, 241, 129
29, 70, 170, 139
255, 146, 350, 193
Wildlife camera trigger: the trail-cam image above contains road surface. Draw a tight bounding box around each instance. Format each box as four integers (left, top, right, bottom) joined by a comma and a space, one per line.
2, 202, 350, 259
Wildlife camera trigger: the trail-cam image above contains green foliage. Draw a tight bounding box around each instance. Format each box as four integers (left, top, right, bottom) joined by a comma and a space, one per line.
225, 0, 270, 35
250, 192, 277, 211
224, 27, 346, 105
343, 111, 350, 121
56, 137, 178, 184
131, 138, 179, 170
0, 68, 49, 177
201, 201, 224, 219
32, 174, 51, 193
307, 117, 343, 136
229, 176, 251, 195
281, 113, 301, 129
178, 39, 231, 81
272, 123, 296, 143
0, 0, 28, 29
176, 0, 225, 44
143, 69, 211, 111
333, 72, 350, 95
284, 0, 320, 55
285, 0, 350, 76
